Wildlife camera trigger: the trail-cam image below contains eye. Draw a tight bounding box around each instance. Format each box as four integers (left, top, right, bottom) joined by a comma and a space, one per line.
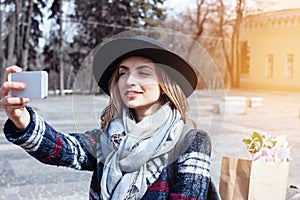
119, 72, 126, 76
138, 68, 153, 76
118, 69, 128, 77
139, 71, 150, 76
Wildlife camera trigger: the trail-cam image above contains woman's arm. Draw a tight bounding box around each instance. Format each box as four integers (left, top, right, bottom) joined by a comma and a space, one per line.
4, 106, 98, 171
1, 66, 97, 171
170, 129, 212, 200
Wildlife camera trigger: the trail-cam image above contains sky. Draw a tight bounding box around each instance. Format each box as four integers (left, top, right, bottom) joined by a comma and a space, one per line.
164, 0, 300, 13
246, 0, 300, 12
266, 0, 300, 10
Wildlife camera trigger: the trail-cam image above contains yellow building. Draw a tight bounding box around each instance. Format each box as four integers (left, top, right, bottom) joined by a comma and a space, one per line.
239, 8, 300, 91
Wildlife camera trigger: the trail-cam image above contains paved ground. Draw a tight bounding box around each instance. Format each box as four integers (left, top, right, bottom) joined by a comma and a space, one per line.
0, 89, 299, 199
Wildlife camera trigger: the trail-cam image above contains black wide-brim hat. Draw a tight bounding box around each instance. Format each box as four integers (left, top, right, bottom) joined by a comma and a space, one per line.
93, 36, 198, 97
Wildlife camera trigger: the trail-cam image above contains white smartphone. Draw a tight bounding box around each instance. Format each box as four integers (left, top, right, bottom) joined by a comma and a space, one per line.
8, 71, 48, 99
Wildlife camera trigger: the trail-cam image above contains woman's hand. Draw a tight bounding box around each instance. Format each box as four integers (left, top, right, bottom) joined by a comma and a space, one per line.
0, 66, 30, 130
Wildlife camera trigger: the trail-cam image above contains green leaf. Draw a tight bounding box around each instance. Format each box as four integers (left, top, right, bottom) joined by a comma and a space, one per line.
252, 131, 263, 143
242, 139, 252, 146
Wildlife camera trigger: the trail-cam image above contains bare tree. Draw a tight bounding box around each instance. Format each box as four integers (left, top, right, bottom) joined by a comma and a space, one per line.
192, 0, 212, 64
217, 0, 234, 87
176, 0, 246, 88
164, 0, 227, 89
0, 2, 5, 84
2, 0, 45, 71
217, 0, 238, 87
218, 0, 277, 87
216, 0, 245, 88
58, 0, 64, 95
191, 0, 211, 41
20, 0, 34, 70
7, 4, 16, 66
234, 0, 245, 87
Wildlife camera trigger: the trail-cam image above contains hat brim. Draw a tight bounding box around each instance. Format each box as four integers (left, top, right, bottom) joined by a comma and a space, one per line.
93, 37, 198, 97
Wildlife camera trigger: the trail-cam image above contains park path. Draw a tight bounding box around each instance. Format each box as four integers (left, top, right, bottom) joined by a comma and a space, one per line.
0, 89, 299, 199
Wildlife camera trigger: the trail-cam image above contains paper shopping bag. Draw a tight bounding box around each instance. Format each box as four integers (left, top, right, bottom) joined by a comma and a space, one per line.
219, 156, 289, 200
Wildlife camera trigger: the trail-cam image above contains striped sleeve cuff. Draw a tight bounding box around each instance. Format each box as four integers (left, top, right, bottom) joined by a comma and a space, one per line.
4, 106, 46, 152
177, 151, 211, 178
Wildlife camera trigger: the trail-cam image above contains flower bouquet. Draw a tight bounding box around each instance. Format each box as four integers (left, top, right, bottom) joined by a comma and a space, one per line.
242, 131, 292, 162
219, 131, 291, 200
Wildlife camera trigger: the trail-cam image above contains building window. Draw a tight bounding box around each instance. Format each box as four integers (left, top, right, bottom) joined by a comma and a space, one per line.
241, 41, 250, 74
266, 54, 274, 78
286, 54, 294, 78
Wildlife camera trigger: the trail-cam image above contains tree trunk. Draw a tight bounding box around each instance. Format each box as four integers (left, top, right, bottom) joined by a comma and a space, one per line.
217, 0, 245, 88
0, 3, 6, 84
218, 0, 234, 88
235, 27, 240, 87
21, 0, 34, 70
14, 0, 22, 67
66, 64, 73, 89
234, 0, 244, 88
59, 0, 65, 95
7, 12, 16, 66
230, 25, 236, 87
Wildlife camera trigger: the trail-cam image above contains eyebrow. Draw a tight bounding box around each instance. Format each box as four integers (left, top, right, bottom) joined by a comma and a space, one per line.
118, 65, 155, 71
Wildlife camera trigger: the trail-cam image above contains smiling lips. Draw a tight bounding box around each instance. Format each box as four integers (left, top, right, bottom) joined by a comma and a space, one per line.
125, 90, 143, 98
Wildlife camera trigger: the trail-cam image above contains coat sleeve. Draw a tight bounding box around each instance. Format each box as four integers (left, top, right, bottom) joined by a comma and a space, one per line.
170, 129, 212, 200
3, 106, 98, 171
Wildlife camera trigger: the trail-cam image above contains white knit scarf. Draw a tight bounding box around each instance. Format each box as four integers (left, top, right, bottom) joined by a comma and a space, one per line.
99, 104, 185, 200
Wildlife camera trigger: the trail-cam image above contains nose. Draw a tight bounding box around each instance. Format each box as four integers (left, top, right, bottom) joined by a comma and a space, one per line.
126, 72, 138, 85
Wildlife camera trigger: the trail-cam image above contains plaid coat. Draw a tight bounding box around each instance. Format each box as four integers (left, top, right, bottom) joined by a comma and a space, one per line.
4, 107, 220, 200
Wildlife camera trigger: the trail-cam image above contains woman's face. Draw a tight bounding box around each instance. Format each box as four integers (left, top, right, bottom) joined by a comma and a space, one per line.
117, 56, 161, 121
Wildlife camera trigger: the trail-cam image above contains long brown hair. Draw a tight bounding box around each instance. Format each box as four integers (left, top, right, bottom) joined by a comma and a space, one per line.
100, 59, 193, 132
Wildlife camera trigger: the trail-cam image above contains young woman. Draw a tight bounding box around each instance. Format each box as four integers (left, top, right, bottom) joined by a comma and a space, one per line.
0, 36, 220, 199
